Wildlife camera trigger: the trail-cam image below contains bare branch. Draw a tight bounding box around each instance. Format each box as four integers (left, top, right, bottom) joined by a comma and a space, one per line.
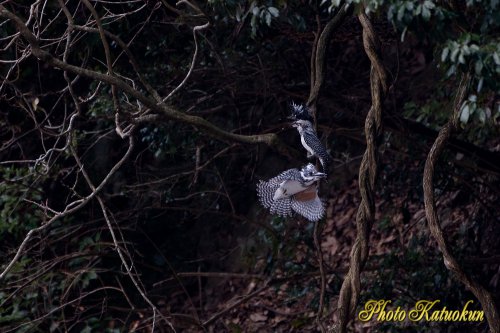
96, 196, 176, 332
0, 136, 135, 280
162, 6, 209, 102
0, 5, 298, 159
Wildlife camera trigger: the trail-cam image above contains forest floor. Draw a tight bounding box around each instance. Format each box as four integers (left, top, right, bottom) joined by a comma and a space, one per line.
163, 144, 496, 333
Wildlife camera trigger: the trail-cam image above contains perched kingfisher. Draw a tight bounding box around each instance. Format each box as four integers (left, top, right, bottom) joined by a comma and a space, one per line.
256, 163, 326, 221
289, 103, 332, 173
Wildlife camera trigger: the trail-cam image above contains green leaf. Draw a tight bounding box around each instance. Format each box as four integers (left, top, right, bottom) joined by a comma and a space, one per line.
477, 77, 484, 92
415, 4, 422, 15
469, 44, 479, 52
422, 6, 431, 20
445, 64, 456, 77
397, 5, 406, 21
460, 103, 470, 124
424, 0, 436, 9
265, 12, 271, 26
441, 47, 449, 62
493, 52, 500, 65
458, 52, 465, 64
450, 48, 460, 62
478, 109, 486, 123
475, 60, 483, 74
80, 326, 92, 333
268, 7, 279, 17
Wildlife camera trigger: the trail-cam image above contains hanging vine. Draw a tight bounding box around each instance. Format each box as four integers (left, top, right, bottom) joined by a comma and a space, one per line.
333, 11, 389, 333
423, 73, 500, 333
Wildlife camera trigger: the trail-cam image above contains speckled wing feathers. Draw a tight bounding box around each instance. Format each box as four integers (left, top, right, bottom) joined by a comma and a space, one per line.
291, 194, 324, 222
258, 104, 332, 222
256, 168, 325, 221
256, 169, 301, 215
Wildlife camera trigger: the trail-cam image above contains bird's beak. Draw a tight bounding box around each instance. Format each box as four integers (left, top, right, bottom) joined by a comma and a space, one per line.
314, 172, 327, 178
291, 122, 298, 128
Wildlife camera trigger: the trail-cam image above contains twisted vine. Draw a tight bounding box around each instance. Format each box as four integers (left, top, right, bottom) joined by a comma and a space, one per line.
307, 3, 351, 120
302, 5, 351, 332
423, 73, 500, 333
333, 12, 388, 333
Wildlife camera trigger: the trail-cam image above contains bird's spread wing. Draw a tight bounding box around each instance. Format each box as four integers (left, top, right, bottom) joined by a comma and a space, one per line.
269, 198, 293, 217
256, 180, 275, 209
256, 180, 293, 216
273, 179, 306, 200
257, 169, 301, 209
291, 187, 325, 221
257, 168, 324, 221
266, 169, 302, 185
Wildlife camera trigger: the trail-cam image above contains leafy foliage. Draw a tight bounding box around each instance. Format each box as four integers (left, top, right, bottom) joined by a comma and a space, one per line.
0, 167, 43, 236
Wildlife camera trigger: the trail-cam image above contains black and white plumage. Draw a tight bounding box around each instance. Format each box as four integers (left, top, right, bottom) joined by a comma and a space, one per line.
256, 163, 326, 221
289, 102, 314, 122
292, 119, 332, 173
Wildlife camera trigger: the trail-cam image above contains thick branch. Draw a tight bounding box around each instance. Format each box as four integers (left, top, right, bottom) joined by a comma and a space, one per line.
0, 5, 299, 160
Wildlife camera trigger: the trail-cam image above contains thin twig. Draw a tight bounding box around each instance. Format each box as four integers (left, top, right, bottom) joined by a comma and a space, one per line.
0, 5, 299, 159
314, 220, 327, 333
162, 20, 210, 102
0, 136, 135, 280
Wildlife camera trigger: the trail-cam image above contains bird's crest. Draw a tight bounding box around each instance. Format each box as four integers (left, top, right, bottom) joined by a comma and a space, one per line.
290, 102, 313, 122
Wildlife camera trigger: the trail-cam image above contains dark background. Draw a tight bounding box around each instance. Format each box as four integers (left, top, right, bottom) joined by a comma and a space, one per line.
0, 1, 499, 332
